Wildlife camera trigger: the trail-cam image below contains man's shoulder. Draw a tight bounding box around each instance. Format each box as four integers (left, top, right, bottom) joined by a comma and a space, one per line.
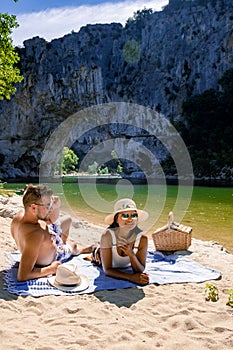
19, 222, 47, 243
25, 222, 46, 234
12, 209, 24, 223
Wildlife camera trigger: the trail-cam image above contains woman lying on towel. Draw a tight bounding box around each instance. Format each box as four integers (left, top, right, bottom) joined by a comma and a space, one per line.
92, 198, 149, 286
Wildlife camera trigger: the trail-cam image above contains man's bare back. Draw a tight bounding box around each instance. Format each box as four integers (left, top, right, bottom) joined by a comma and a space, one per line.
11, 209, 57, 266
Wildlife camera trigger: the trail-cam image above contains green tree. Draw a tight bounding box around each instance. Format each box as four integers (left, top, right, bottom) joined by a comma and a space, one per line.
87, 161, 99, 174
98, 166, 109, 175
0, 1, 24, 100
55, 147, 79, 175
125, 7, 153, 27
109, 150, 123, 174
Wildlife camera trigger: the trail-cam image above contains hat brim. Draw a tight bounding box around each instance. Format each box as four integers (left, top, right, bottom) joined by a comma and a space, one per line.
104, 209, 148, 226
48, 274, 89, 292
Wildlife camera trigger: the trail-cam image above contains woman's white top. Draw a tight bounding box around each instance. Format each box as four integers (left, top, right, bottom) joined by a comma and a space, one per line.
109, 229, 143, 268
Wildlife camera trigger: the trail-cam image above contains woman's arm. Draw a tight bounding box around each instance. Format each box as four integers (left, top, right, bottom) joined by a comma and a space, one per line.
60, 215, 72, 243
45, 196, 60, 224
100, 231, 149, 285
123, 235, 148, 273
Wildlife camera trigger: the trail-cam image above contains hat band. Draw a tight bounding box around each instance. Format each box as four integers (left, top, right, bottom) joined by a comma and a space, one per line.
58, 282, 80, 287
116, 204, 137, 211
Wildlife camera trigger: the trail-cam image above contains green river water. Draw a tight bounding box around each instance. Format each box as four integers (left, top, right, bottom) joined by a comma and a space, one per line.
6, 182, 233, 253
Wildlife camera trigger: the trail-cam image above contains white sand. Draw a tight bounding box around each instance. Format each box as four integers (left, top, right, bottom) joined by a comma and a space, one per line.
0, 195, 233, 350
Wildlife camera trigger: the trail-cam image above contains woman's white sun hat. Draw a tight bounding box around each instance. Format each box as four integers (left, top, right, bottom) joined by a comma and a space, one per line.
104, 198, 148, 225
48, 263, 89, 292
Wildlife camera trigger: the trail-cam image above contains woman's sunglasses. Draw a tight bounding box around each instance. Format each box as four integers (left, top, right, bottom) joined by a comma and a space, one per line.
120, 212, 138, 220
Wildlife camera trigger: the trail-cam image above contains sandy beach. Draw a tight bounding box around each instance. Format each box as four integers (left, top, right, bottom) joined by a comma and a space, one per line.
1, 195, 233, 350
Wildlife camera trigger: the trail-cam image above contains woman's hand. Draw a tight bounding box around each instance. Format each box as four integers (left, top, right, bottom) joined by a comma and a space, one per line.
117, 238, 133, 256
130, 272, 149, 285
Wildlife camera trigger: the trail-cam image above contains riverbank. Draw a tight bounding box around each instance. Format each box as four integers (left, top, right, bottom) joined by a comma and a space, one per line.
3, 174, 233, 187
0, 194, 233, 349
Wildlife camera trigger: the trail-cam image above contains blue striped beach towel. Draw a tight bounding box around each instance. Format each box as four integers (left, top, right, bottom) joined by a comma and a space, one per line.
3, 251, 221, 297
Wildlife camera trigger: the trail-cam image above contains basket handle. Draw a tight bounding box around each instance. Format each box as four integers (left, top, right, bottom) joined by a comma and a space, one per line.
168, 211, 174, 230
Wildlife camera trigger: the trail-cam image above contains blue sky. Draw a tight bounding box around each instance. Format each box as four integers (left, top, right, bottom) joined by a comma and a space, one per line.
1, 0, 168, 46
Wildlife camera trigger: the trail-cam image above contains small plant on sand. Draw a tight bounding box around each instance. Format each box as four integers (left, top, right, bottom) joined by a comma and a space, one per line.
0, 181, 7, 195
205, 283, 219, 302
224, 289, 233, 308
0, 181, 14, 196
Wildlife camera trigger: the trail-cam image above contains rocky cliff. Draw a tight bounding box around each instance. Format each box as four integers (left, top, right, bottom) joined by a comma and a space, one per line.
0, 0, 232, 179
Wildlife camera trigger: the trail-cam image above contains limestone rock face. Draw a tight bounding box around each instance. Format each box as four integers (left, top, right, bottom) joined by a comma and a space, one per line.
0, 0, 232, 178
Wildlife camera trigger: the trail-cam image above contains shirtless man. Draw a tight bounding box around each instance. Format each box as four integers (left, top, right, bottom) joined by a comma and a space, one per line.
11, 184, 60, 281
11, 184, 91, 282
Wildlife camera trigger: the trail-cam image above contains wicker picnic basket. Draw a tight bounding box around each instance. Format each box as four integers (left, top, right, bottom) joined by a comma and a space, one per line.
152, 212, 192, 252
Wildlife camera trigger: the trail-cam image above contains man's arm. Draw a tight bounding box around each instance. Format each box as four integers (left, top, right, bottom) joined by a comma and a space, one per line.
11, 209, 24, 241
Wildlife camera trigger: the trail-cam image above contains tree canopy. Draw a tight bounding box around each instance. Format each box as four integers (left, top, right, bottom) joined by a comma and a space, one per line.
0, 3, 23, 100
125, 7, 153, 27
55, 147, 79, 175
